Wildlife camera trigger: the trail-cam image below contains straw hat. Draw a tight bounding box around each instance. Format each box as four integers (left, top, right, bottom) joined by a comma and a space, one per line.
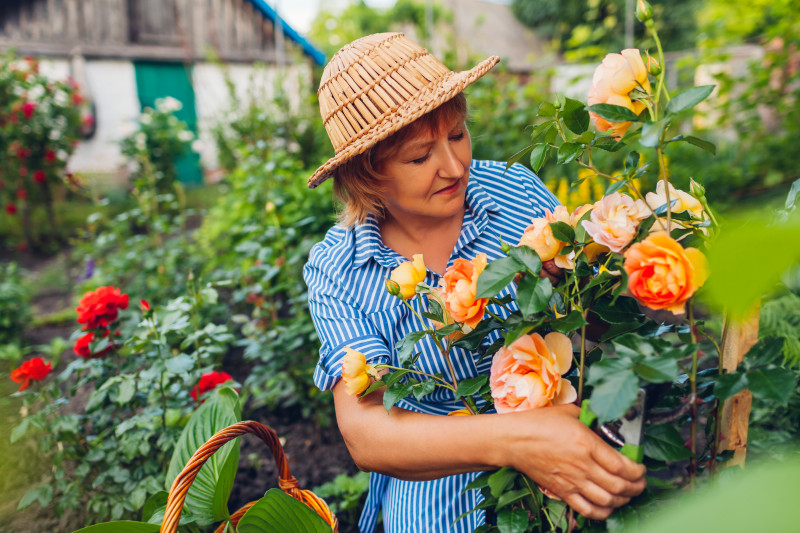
308, 32, 500, 189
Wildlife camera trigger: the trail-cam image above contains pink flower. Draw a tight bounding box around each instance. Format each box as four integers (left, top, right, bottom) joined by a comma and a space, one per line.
490, 332, 577, 413
519, 205, 593, 268
33, 170, 46, 184
581, 193, 649, 253
22, 101, 36, 119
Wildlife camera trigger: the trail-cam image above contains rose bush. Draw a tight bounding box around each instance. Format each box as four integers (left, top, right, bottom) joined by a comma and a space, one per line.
587, 49, 651, 139
10, 356, 53, 391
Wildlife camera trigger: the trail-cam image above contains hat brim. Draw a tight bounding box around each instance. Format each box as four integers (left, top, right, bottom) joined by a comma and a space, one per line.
308, 55, 500, 189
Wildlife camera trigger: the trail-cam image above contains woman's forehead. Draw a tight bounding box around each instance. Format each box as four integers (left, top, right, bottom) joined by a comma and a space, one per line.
400, 116, 466, 147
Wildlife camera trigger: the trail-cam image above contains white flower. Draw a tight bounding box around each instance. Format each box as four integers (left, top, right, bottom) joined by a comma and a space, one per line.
156, 96, 182, 113
140, 113, 152, 125
135, 132, 147, 151
178, 130, 194, 142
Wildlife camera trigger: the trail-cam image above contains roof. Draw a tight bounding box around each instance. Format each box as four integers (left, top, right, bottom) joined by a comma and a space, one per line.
246, 0, 326, 66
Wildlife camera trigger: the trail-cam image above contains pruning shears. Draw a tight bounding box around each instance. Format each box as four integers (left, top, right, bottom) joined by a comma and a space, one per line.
580, 389, 646, 463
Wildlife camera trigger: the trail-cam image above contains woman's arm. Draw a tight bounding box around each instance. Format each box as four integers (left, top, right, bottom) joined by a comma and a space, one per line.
333, 381, 647, 520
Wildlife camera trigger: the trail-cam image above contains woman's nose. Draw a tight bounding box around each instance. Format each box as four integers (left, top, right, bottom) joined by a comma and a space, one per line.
438, 143, 464, 178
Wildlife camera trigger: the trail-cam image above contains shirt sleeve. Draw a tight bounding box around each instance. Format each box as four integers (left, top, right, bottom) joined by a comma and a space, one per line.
509, 162, 561, 214
303, 255, 392, 391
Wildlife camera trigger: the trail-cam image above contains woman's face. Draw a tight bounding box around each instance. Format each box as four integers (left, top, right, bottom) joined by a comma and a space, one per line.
377, 117, 472, 225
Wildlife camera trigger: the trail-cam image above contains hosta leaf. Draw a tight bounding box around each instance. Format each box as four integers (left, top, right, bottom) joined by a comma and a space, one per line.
237, 489, 331, 533
165, 387, 241, 524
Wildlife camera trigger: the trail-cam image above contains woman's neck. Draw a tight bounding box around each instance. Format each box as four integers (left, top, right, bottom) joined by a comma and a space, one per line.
379, 206, 466, 275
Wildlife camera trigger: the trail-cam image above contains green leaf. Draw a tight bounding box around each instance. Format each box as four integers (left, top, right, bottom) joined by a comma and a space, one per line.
383, 382, 413, 412
496, 489, 530, 509
745, 367, 798, 403
549, 221, 575, 244
538, 102, 556, 117
464, 471, 492, 491
165, 387, 241, 524
592, 136, 626, 152
714, 371, 748, 401
506, 145, 534, 170
504, 319, 544, 346
476, 256, 522, 299
625, 151, 640, 172
455, 375, 488, 398
639, 120, 667, 148
605, 180, 627, 196
396, 330, 427, 366
17, 484, 53, 511
599, 321, 646, 343
237, 489, 331, 533
633, 358, 678, 383
530, 120, 555, 142
676, 135, 717, 155
116, 375, 136, 405
517, 275, 551, 318
412, 379, 436, 400
588, 371, 639, 423
529, 143, 550, 173
72, 522, 161, 533
644, 424, 692, 461
562, 97, 590, 135
11, 418, 30, 444
586, 103, 643, 123
549, 310, 587, 334
665, 85, 715, 115
507, 246, 542, 276
557, 142, 582, 164
141, 491, 169, 522
497, 507, 530, 533
591, 297, 642, 324
488, 467, 518, 498
165, 353, 194, 374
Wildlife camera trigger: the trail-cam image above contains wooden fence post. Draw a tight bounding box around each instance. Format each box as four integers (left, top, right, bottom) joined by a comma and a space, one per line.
718, 307, 760, 467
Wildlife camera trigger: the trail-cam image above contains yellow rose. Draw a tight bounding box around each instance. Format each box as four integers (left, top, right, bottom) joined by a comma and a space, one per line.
388, 254, 426, 299
588, 49, 652, 140
341, 347, 375, 396
519, 218, 562, 262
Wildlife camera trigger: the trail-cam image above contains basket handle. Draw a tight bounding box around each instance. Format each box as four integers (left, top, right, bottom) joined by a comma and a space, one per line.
161, 420, 337, 533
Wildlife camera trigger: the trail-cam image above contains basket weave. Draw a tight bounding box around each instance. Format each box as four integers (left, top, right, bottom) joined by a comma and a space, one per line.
160, 420, 338, 533
308, 32, 499, 188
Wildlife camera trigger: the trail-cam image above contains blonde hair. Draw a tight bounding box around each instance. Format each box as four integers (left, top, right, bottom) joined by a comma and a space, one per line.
333, 93, 468, 227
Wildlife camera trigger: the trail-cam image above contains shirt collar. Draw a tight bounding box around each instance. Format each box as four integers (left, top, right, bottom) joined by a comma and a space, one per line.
351, 177, 501, 268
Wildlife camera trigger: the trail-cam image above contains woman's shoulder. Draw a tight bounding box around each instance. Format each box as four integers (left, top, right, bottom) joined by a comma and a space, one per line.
469, 159, 559, 213
305, 224, 358, 276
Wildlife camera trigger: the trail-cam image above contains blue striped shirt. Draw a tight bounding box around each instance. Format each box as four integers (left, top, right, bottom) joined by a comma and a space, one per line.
304, 160, 559, 532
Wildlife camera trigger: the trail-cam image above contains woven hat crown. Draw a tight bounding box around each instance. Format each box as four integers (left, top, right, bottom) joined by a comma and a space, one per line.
309, 33, 499, 188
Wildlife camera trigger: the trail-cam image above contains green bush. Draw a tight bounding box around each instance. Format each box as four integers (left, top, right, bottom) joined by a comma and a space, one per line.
0, 262, 30, 352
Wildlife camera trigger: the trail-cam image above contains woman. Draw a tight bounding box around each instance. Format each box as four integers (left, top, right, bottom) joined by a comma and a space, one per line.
303, 33, 646, 532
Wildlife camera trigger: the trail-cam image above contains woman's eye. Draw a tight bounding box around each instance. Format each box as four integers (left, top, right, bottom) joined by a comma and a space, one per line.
450, 132, 465, 141
410, 153, 430, 164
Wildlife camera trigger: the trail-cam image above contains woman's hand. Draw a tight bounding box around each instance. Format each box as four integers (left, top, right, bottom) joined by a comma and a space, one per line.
539, 259, 564, 285
498, 404, 647, 520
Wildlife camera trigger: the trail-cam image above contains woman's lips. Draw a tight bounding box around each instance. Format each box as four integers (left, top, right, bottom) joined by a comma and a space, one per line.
435, 181, 461, 195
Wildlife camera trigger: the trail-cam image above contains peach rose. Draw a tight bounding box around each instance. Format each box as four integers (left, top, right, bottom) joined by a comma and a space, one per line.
388, 254, 426, 299
582, 192, 649, 252
644, 181, 705, 219
519, 205, 593, 268
623, 232, 709, 314
341, 347, 376, 396
490, 332, 577, 413
588, 49, 652, 139
441, 253, 488, 331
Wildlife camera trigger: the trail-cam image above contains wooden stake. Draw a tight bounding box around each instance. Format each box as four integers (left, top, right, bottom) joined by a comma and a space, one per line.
718, 307, 760, 467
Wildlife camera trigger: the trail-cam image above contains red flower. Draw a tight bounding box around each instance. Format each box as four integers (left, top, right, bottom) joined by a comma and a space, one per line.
72, 331, 115, 359
16, 146, 31, 159
82, 114, 94, 128
33, 170, 46, 184
16, 189, 27, 200
22, 101, 36, 119
76, 286, 129, 330
139, 299, 150, 312
44, 150, 56, 163
73, 92, 84, 106
11, 357, 53, 391
191, 371, 234, 401
19, 167, 28, 177
5, 203, 17, 215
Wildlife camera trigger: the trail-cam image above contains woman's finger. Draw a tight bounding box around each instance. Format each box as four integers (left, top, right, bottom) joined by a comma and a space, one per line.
562, 492, 614, 521
579, 480, 632, 508
586, 461, 647, 498
590, 438, 648, 482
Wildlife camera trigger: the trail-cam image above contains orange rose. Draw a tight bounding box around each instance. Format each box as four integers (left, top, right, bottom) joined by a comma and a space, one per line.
441, 253, 488, 331
490, 332, 577, 413
341, 347, 376, 396
588, 49, 652, 140
624, 232, 709, 314
388, 254, 426, 299
582, 192, 649, 253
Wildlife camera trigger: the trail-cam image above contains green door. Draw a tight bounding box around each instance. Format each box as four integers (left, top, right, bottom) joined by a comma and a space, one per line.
133, 61, 203, 185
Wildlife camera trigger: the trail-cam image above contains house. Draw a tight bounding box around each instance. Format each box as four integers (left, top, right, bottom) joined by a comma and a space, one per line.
0, 0, 325, 182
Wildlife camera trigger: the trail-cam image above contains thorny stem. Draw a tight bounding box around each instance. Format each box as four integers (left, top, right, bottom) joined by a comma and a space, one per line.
688, 301, 699, 489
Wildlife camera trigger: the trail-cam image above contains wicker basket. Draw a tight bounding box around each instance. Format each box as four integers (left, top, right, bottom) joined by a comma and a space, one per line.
160, 420, 338, 533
